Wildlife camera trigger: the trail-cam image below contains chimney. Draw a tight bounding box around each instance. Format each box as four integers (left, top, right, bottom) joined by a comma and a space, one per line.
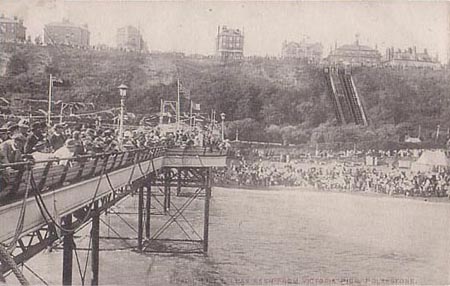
424, 48, 428, 55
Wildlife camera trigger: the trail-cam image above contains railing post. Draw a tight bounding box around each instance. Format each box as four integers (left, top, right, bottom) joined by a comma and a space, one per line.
137, 186, 144, 251
91, 201, 100, 286
203, 168, 212, 254
62, 214, 73, 286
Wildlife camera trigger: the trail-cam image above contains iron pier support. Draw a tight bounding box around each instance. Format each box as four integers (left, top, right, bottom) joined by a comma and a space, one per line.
177, 168, 182, 196
145, 183, 151, 239
91, 202, 100, 286
203, 168, 212, 254
62, 215, 73, 286
163, 169, 171, 214
137, 187, 144, 251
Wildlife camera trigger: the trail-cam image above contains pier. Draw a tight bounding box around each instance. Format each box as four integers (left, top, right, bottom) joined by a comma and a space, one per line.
0, 147, 227, 285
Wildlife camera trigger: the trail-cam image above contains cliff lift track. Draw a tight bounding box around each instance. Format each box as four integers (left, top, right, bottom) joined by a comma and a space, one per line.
324, 67, 368, 126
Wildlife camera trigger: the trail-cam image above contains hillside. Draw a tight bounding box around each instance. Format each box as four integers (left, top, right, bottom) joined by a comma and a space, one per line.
1, 43, 449, 147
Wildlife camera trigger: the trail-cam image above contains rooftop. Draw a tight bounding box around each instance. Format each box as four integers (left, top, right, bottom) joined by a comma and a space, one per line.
337, 43, 378, 52
0, 14, 24, 24
46, 19, 89, 30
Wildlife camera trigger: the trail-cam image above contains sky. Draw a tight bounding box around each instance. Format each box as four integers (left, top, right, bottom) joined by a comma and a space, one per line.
1, 0, 449, 61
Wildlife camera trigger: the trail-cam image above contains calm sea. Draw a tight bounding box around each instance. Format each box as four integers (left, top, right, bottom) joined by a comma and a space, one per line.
8, 187, 450, 285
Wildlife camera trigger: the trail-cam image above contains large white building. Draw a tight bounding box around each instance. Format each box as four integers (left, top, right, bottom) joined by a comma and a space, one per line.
44, 19, 90, 47
327, 36, 381, 67
0, 14, 26, 43
383, 47, 441, 69
116, 26, 146, 52
216, 25, 244, 61
281, 40, 323, 63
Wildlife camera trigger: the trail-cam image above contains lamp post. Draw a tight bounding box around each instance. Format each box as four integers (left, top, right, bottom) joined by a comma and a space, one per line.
47, 75, 63, 127
220, 112, 226, 141
118, 84, 128, 148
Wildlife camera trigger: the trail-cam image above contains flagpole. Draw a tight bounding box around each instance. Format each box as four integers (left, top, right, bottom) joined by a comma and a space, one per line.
160, 99, 163, 125
210, 109, 213, 133
176, 78, 180, 130
189, 100, 193, 132
47, 74, 52, 127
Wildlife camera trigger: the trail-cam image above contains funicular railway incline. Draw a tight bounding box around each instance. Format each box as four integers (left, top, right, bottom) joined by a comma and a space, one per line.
0, 147, 227, 285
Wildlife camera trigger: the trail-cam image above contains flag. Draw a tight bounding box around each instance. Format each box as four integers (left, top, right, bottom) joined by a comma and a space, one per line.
52, 78, 65, 87
193, 102, 201, 111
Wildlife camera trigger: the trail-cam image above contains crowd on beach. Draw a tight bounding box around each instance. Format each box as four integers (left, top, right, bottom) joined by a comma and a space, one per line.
0, 118, 225, 167
215, 154, 450, 199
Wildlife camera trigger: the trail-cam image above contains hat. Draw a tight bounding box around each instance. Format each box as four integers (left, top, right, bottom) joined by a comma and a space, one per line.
11, 133, 26, 142
31, 122, 42, 130
18, 119, 29, 128
93, 137, 106, 148
4, 121, 18, 132
65, 139, 77, 148
86, 128, 96, 137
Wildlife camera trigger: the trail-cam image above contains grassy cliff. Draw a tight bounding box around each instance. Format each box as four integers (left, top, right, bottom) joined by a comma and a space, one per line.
1, 43, 449, 146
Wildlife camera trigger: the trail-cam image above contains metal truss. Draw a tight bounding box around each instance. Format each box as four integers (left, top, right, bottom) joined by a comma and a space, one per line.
1, 165, 214, 285
140, 167, 212, 254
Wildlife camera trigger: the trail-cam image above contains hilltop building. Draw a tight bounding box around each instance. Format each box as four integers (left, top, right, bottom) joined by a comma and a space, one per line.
44, 19, 90, 47
281, 40, 323, 63
0, 14, 26, 43
383, 47, 441, 69
327, 36, 381, 67
216, 25, 244, 60
116, 25, 147, 52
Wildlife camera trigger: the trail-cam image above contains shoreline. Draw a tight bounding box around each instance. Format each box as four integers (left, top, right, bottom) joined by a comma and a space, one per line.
214, 183, 450, 204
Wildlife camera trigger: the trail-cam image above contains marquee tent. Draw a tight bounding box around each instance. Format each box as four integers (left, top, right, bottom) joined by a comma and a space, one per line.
411, 150, 450, 172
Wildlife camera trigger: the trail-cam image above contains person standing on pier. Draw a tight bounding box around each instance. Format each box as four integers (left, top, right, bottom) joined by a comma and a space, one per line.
0, 128, 8, 143
24, 122, 45, 154
0, 133, 26, 166
48, 123, 66, 152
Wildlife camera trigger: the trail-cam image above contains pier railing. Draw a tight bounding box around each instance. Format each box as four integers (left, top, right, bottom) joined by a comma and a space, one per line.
0, 147, 166, 203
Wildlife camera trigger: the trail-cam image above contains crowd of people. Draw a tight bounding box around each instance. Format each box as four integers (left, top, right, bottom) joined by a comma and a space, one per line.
215, 157, 450, 199
0, 118, 225, 167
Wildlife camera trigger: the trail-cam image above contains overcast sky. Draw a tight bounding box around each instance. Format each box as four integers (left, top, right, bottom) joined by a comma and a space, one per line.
2, 0, 449, 61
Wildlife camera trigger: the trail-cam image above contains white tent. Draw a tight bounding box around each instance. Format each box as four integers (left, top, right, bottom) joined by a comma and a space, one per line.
411, 150, 450, 172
